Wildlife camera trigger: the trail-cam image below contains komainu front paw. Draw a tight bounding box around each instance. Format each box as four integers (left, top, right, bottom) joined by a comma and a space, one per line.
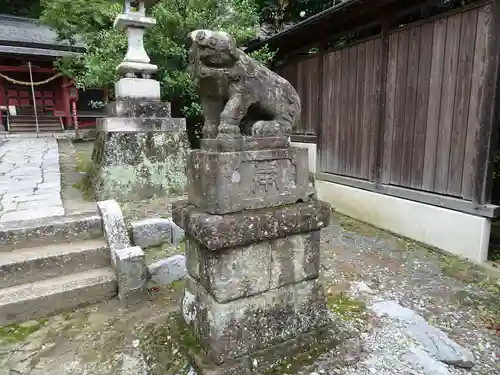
217, 124, 242, 138
251, 121, 284, 137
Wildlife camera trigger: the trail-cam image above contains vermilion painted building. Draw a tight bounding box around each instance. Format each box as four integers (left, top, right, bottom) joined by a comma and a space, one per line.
0, 14, 105, 133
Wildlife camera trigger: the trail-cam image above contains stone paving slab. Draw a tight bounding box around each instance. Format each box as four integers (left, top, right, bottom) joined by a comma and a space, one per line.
0, 138, 65, 223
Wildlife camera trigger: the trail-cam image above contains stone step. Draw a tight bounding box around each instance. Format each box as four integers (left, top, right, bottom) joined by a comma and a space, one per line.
0, 239, 110, 288
8, 127, 63, 133
0, 212, 103, 251
0, 268, 117, 325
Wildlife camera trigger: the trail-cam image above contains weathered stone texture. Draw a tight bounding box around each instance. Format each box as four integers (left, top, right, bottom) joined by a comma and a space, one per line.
187, 147, 310, 214
97, 117, 185, 132
115, 246, 147, 303
107, 100, 171, 118
371, 300, 476, 369
91, 131, 188, 202
183, 276, 329, 364
130, 217, 172, 248
189, 30, 300, 138
200, 137, 289, 152
147, 254, 186, 286
97, 199, 148, 305
186, 237, 271, 303
185, 231, 320, 303
269, 231, 320, 289
0, 138, 64, 223
171, 220, 185, 245
115, 77, 160, 100
189, 326, 338, 375
178, 29, 334, 375
97, 200, 131, 265
172, 199, 330, 251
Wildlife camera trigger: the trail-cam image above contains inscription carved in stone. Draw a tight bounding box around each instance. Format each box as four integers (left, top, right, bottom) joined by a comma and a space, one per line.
236, 158, 297, 196
252, 161, 278, 194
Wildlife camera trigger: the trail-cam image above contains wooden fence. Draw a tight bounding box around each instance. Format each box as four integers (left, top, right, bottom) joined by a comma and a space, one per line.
277, 2, 496, 205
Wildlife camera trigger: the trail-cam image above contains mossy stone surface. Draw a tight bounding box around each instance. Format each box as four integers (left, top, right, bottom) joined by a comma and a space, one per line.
89, 131, 189, 202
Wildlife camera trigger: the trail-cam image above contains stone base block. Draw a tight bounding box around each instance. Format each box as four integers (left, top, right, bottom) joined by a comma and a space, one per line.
90, 131, 188, 201
187, 146, 311, 214
107, 100, 171, 118
172, 199, 331, 251
200, 136, 289, 152
188, 325, 339, 375
115, 77, 160, 100
182, 276, 331, 363
185, 231, 320, 303
97, 116, 185, 132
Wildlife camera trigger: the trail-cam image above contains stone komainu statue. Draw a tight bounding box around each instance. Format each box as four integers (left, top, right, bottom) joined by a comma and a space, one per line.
189, 30, 301, 138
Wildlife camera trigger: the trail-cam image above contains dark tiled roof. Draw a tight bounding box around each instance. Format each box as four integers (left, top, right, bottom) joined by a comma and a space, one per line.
0, 14, 85, 51
0, 45, 81, 57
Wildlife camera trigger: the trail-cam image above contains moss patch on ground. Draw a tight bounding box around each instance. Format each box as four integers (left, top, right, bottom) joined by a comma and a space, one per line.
0, 319, 48, 344
338, 216, 385, 238
144, 241, 186, 265
71, 140, 96, 201
438, 252, 500, 331
326, 293, 366, 322
138, 313, 201, 375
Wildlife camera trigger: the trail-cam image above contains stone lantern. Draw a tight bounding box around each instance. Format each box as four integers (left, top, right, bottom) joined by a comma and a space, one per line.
114, 0, 161, 99
89, 0, 188, 205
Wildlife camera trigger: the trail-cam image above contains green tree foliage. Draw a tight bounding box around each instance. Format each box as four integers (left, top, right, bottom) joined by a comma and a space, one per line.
40, 0, 274, 132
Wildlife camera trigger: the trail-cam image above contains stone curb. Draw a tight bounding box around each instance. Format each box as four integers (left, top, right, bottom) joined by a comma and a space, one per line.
97, 199, 147, 307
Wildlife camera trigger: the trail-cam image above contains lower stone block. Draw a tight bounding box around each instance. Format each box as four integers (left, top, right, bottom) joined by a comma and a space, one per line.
182, 276, 330, 363
90, 131, 188, 201
186, 237, 271, 303
270, 231, 320, 289
185, 231, 320, 303
189, 326, 339, 375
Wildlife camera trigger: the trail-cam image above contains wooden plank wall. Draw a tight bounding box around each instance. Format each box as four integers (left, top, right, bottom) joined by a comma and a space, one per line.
382, 4, 490, 199
280, 3, 493, 201
318, 38, 382, 179
276, 58, 320, 135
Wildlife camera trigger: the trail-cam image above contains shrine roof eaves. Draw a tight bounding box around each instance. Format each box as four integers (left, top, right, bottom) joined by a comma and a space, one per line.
0, 14, 85, 56
244, 0, 442, 55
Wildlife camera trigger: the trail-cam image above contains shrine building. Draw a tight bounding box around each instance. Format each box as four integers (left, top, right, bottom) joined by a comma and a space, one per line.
0, 14, 106, 133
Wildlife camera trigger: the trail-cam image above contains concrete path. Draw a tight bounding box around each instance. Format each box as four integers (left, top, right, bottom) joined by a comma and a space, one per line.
0, 138, 64, 223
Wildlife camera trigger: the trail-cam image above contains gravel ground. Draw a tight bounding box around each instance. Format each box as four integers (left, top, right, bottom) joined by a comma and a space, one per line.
308, 213, 500, 375
1, 212, 498, 375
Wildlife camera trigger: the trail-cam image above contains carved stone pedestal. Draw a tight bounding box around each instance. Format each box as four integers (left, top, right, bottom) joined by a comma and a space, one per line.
90, 100, 188, 201
172, 138, 334, 374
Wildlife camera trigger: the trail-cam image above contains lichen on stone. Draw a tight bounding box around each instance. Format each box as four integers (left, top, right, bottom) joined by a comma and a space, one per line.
88, 131, 189, 202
